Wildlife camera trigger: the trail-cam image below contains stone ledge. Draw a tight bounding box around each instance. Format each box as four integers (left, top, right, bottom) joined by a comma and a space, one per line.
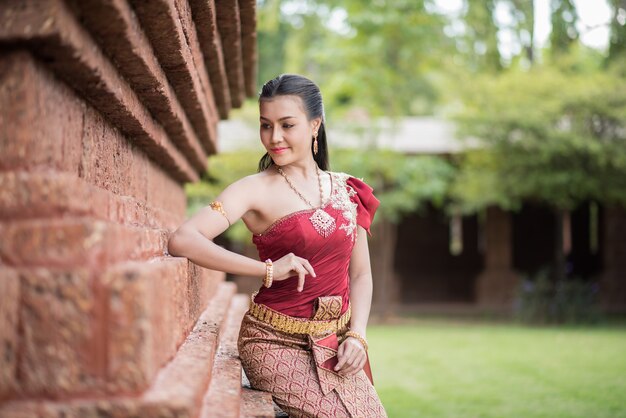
0, 171, 184, 230
200, 293, 250, 417
129, 0, 218, 154
215, 0, 246, 108
188, 0, 232, 119
70, 0, 210, 171
0, 281, 234, 417
239, 0, 257, 98
0, 4, 198, 183
0, 218, 168, 268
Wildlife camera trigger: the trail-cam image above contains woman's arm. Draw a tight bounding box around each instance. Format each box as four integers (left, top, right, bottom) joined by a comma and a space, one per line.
167, 175, 316, 287
335, 225, 373, 376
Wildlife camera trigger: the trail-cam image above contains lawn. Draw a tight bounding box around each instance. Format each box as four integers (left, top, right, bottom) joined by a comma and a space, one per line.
367, 318, 626, 418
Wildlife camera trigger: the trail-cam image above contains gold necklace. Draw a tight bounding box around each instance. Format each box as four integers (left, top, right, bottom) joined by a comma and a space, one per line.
274, 163, 336, 237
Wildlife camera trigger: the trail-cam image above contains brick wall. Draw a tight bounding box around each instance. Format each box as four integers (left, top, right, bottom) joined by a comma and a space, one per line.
0, 1, 271, 416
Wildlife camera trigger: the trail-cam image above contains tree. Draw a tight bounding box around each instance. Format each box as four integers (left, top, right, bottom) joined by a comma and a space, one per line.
550, 0, 579, 58
452, 66, 626, 280
607, 0, 626, 70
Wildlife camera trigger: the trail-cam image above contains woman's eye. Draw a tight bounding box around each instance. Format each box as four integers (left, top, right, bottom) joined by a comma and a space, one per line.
261, 124, 271, 129
283, 124, 294, 129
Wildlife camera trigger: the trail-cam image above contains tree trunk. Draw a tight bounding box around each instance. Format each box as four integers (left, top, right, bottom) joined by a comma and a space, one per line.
554, 208, 567, 281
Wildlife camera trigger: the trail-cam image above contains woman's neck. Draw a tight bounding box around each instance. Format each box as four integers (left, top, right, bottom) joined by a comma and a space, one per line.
275, 157, 319, 180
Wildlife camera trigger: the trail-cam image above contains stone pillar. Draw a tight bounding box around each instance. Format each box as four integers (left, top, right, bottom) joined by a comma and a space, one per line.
0, 1, 267, 416
370, 218, 401, 317
475, 206, 520, 309
600, 206, 626, 313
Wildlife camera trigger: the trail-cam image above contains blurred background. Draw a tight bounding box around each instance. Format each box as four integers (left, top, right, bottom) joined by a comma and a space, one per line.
187, 1, 626, 416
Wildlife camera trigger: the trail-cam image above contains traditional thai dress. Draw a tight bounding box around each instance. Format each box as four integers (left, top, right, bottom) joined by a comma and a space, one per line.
237, 171, 388, 418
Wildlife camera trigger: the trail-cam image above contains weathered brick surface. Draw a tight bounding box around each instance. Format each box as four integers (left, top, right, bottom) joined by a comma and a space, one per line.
200, 294, 250, 417
188, 0, 232, 119
69, 0, 210, 171
17, 267, 101, 398
0, 171, 184, 231
240, 388, 276, 418
129, 0, 219, 154
0, 4, 198, 183
0, 0, 260, 415
142, 282, 236, 414
103, 258, 223, 393
216, 0, 246, 108
0, 268, 20, 400
0, 219, 168, 269
239, 0, 258, 98
0, 52, 187, 217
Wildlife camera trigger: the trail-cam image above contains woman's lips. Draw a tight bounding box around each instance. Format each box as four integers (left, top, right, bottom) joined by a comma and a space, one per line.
270, 147, 289, 154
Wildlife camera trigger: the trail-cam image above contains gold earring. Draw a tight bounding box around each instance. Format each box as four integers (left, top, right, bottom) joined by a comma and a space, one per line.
313, 132, 318, 155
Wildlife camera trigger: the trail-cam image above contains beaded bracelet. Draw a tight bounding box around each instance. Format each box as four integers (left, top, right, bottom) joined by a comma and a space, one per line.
263, 259, 273, 288
345, 330, 368, 351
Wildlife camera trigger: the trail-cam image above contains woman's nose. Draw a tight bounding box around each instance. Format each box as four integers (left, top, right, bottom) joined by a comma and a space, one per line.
271, 126, 282, 142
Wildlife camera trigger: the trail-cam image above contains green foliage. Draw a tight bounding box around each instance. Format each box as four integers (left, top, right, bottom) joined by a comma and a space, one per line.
451, 63, 626, 212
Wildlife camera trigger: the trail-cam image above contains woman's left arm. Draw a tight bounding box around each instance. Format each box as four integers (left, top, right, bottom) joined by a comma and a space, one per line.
334, 225, 373, 376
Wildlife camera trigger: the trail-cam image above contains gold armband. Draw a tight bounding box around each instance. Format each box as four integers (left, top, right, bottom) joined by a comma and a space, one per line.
208, 201, 231, 226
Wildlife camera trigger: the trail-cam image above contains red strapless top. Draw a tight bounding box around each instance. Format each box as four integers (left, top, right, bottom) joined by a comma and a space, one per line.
251, 172, 380, 318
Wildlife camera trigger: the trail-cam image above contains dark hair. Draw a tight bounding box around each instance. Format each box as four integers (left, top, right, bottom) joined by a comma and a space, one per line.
257, 74, 330, 172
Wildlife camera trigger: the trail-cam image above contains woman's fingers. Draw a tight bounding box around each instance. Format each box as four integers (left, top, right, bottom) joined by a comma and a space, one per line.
335, 339, 366, 376
294, 264, 307, 292
301, 258, 316, 278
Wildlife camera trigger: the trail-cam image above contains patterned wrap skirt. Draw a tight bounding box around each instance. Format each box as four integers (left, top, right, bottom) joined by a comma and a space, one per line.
237, 295, 388, 418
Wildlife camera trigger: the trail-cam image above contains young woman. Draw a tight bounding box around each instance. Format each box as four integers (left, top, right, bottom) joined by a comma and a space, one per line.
168, 74, 387, 417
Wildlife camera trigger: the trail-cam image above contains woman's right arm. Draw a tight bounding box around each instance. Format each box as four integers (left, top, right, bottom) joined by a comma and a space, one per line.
167, 176, 316, 290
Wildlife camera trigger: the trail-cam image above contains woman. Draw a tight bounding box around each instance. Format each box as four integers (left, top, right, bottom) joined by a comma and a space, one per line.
168, 74, 387, 417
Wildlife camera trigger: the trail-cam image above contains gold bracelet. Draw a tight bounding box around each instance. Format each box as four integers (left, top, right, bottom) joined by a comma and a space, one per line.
345, 330, 368, 351
263, 259, 273, 288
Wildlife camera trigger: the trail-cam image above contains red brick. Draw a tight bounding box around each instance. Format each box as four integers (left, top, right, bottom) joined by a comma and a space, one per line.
142, 282, 235, 411
215, 0, 246, 108
188, 0, 232, 119
0, 51, 191, 212
0, 268, 20, 400
129, 0, 219, 154
17, 267, 103, 398
102, 258, 224, 393
200, 294, 250, 417
239, 0, 258, 97
70, 0, 210, 171
0, 219, 167, 268
0, 8, 199, 183
240, 388, 275, 418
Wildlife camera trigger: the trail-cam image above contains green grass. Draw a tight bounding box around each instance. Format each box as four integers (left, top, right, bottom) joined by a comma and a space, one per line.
367, 319, 626, 418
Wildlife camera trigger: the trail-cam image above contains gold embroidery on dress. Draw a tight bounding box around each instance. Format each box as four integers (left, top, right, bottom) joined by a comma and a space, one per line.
329, 172, 359, 241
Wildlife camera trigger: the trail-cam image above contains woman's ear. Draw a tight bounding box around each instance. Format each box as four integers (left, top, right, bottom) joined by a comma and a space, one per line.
311, 117, 322, 133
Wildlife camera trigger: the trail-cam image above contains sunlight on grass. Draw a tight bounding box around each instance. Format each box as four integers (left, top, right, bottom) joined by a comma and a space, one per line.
367, 319, 626, 418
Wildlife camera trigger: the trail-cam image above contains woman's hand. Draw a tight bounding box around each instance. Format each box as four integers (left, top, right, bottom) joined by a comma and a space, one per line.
334, 337, 367, 377
271, 252, 316, 292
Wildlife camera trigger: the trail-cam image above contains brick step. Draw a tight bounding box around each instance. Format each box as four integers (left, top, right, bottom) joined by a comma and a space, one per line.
0, 281, 235, 417
200, 293, 250, 417
0, 4, 198, 182
240, 388, 275, 418
0, 170, 183, 230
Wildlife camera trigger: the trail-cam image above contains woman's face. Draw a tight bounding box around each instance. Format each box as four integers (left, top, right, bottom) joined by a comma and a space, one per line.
259, 95, 320, 166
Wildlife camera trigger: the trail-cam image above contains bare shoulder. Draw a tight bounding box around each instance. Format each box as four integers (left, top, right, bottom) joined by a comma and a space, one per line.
219, 168, 277, 210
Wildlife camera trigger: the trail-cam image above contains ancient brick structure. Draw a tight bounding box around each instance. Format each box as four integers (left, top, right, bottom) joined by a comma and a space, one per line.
0, 0, 275, 416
